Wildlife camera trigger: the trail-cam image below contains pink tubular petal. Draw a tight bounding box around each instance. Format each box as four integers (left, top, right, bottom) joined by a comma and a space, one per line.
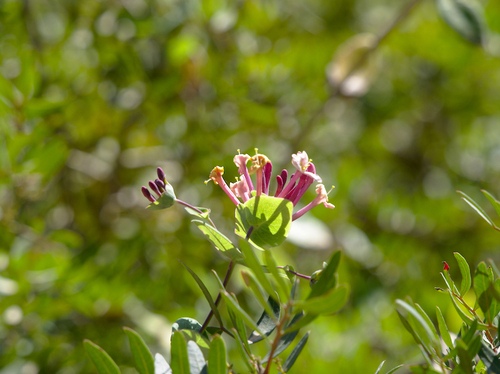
234, 154, 254, 192
263, 162, 272, 195
278, 171, 300, 198
275, 175, 283, 196
280, 169, 288, 185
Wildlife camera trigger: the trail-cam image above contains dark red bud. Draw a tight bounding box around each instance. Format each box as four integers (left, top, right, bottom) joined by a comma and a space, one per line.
155, 179, 165, 192
280, 169, 288, 185
275, 175, 283, 196
149, 181, 162, 197
443, 261, 450, 271
141, 187, 156, 203
157, 167, 166, 183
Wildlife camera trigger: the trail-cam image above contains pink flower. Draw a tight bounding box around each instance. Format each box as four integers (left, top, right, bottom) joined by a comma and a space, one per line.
209, 149, 334, 221
206, 166, 241, 206
291, 184, 335, 221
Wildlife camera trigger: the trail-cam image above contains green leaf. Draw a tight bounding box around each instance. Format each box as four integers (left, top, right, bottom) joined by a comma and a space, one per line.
467, 334, 482, 358
478, 340, 500, 374
436, 306, 453, 349
235, 195, 293, 248
208, 335, 226, 374
455, 339, 473, 374
282, 331, 310, 373
283, 313, 317, 334
397, 311, 425, 351
408, 366, 441, 374
123, 327, 154, 374
454, 252, 472, 297
414, 304, 440, 345
83, 339, 121, 374
231, 328, 255, 373
241, 271, 277, 320
474, 262, 499, 324
248, 296, 280, 344
457, 191, 494, 226
187, 341, 206, 374
295, 284, 349, 315
436, 0, 485, 45
375, 361, 386, 374
264, 249, 291, 303
220, 292, 267, 339
155, 353, 172, 374
172, 318, 204, 334
184, 206, 211, 220
385, 365, 404, 374
239, 241, 277, 301
180, 262, 224, 328
395, 300, 437, 350
171, 332, 190, 374
482, 190, 500, 218
228, 308, 251, 354
147, 184, 176, 210
192, 220, 243, 262
307, 251, 341, 300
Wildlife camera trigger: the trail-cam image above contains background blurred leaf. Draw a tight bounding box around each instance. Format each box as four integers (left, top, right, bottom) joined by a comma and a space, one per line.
436, 0, 485, 45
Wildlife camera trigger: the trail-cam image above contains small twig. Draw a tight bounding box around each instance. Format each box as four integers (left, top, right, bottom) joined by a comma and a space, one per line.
200, 260, 235, 334
277, 266, 311, 280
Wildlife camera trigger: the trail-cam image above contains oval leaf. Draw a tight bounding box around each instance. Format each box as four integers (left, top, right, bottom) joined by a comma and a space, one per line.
187, 341, 206, 374
192, 220, 243, 261
83, 339, 121, 374
123, 327, 154, 374
155, 353, 172, 374
454, 252, 471, 297
235, 196, 293, 248
171, 332, 190, 374
295, 284, 349, 315
282, 331, 310, 373
208, 335, 226, 374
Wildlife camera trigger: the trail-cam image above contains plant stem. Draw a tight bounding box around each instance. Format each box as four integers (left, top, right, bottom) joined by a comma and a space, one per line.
263, 303, 291, 374
176, 199, 217, 228
277, 266, 311, 280
200, 260, 235, 334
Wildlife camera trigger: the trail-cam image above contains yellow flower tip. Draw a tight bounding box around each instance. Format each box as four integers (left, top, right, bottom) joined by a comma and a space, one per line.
209, 166, 224, 185
249, 154, 270, 174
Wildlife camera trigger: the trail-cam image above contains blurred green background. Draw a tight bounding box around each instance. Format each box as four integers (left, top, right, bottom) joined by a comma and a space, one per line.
1, 0, 500, 372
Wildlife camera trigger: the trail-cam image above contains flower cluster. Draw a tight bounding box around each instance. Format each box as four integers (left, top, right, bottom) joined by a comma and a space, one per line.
207, 150, 334, 221
141, 167, 169, 203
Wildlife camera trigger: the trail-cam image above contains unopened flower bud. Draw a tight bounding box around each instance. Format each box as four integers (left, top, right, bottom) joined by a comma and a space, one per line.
149, 181, 162, 197
443, 261, 450, 271
142, 187, 156, 203
157, 167, 166, 183
155, 179, 165, 192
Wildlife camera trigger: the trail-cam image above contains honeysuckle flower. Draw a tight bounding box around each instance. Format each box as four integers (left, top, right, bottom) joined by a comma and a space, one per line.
230, 176, 251, 202
292, 184, 335, 221
233, 152, 254, 191
206, 166, 241, 206
209, 149, 335, 222
291, 151, 322, 183
249, 153, 271, 197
